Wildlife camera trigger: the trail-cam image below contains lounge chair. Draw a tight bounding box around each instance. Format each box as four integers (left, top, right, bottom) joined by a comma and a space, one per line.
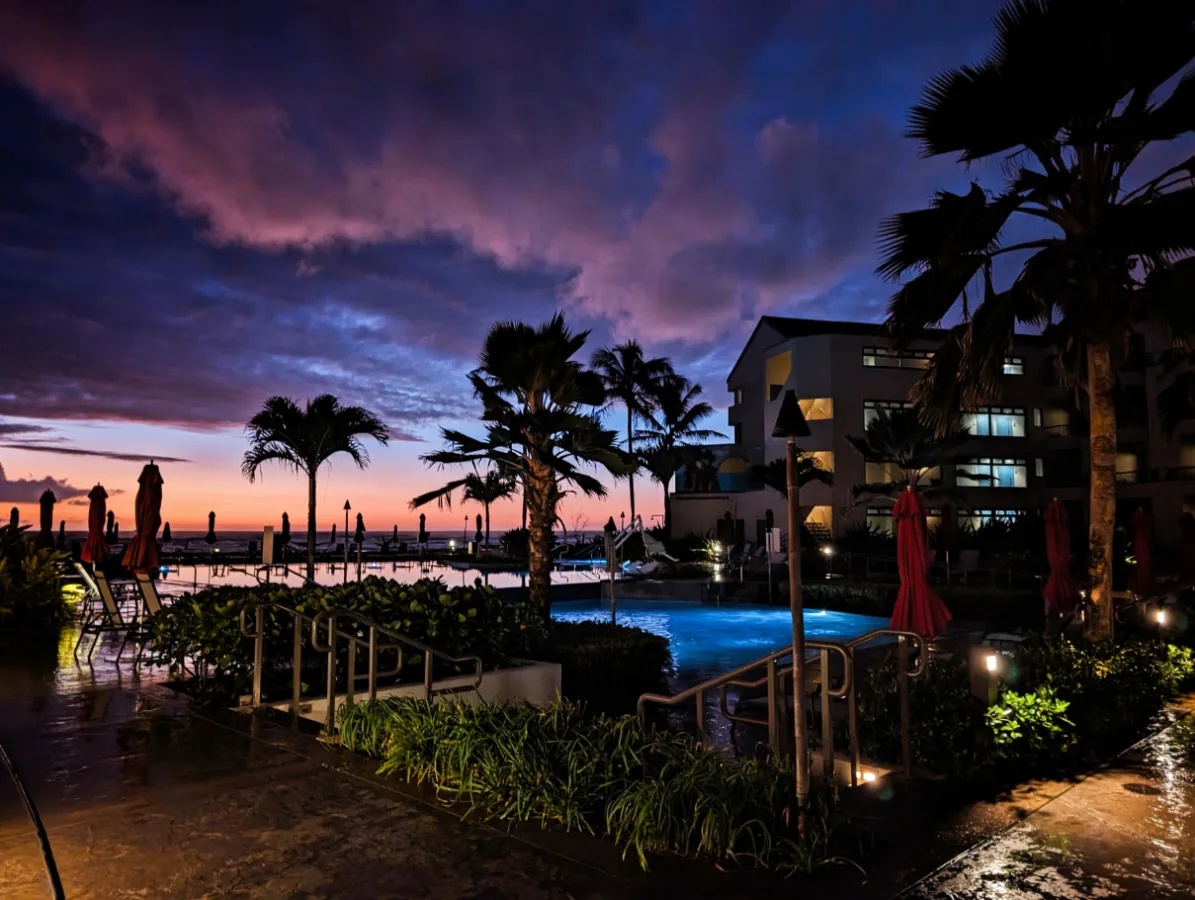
133, 570, 165, 617
74, 566, 136, 662
950, 549, 981, 584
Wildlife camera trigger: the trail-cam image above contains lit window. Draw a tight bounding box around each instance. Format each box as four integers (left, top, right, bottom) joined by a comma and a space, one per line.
865, 461, 938, 485
1003, 357, 1024, 376
863, 399, 913, 429
807, 450, 834, 473
1035, 458, 1044, 478
798, 397, 833, 421
962, 407, 1026, 437
958, 458, 1028, 488
959, 509, 1022, 530
867, 506, 941, 535
862, 347, 933, 369
1032, 408, 1043, 428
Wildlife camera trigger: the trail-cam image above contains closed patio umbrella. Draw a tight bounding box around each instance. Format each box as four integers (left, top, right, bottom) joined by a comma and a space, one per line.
418, 513, 428, 545
36, 490, 56, 549
354, 512, 366, 545
57, 521, 66, 550
121, 462, 163, 571
1129, 506, 1153, 598
8, 507, 17, 529
1043, 498, 1077, 614
475, 513, 483, 544
105, 510, 115, 541
82, 484, 109, 564
330, 523, 337, 545
890, 487, 952, 640
280, 512, 291, 545
162, 522, 172, 542
204, 511, 218, 544
392, 525, 398, 543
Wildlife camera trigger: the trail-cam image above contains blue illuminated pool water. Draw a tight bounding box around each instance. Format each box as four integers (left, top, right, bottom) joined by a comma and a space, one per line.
551, 599, 889, 685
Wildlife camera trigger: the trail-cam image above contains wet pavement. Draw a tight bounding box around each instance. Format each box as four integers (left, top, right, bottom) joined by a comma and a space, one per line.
3, 626, 1195, 899
901, 703, 1195, 899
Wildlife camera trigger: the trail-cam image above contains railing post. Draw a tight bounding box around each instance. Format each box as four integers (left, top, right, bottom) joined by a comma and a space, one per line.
291, 613, 303, 713
696, 688, 707, 747
898, 636, 911, 778
776, 665, 790, 757
324, 615, 337, 736
252, 606, 264, 708
368, 626, 377, 703
820, 649, 834, 780
766, 657, 778, 752
847, 652, 860, 788
346, 637, 357, 707
423, 651, 433, 701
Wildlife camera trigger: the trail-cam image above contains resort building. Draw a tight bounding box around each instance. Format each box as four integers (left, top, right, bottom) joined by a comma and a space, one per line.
670, 316, 1195, 551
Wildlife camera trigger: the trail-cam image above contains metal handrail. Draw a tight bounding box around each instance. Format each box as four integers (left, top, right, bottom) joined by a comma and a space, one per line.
311, 608, 484, 735
638, 626, 927, 787
1, 740, 65, 899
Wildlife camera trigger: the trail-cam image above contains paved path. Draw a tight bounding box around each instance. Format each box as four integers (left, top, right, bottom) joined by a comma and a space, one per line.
903, 708, 1195, 899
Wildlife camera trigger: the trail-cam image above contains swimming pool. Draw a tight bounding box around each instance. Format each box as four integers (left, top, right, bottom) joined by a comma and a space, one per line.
550, 598, 889, 686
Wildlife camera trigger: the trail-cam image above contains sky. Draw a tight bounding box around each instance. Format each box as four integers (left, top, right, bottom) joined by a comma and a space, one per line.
0, 0, 1026, 533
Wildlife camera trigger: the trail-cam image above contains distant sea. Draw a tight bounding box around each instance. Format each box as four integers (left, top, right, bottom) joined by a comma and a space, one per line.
52, 529, 601, 552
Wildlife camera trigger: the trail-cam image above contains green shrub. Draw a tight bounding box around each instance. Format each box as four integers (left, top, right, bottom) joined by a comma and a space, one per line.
986, 686, 1075, 762
339, 697, 846, 874
529, 620, 671, 714
0, 524, 70, 628
147, 576, 547, 701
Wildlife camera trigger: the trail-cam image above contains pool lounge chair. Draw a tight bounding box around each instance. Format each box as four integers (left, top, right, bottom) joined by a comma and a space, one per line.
73, 565, 136, 662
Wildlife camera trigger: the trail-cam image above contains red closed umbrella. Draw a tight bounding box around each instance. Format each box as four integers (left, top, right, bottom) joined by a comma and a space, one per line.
121, 462, 164, 571
81, 484, 109, 564
1043, 498, 1077, 614
1129, 506, 1153, 598
890, 487, 952, 640
36, 489, 56, 549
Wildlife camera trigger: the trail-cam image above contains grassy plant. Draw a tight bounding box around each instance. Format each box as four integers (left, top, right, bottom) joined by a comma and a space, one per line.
0, 524, 71, 628
340, 697, 847, 873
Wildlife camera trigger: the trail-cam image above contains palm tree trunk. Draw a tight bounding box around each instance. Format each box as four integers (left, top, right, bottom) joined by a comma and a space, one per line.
484, 502, 491, 546
1086, 340, 1117, 642
526, 462, 554, 618
626, 407, 636, 524
662, 484, 671, 539
306, 471, 317, 584
521, 483, 527, 531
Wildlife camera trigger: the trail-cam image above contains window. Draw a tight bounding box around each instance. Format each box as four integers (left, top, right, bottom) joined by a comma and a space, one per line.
798, 397, 833, 421
863, 399, 913, 428
957, 458, 1028, 488
1035, 458, 1044, 478
959, 509, 1023, 530
867, 506, 941, 536
807, 450, 834, 473
1115, 452, 1140, 483
1043, 407, 1070, 435
862, 347, 933, 369
962, 407, 1026, 437
1032, 408, 1043, 428
805, 505, 833, 531
734, 388, 743, 405
865, 461, 939, 485
1003, 357, 1024, 375
766, 351, 792, 401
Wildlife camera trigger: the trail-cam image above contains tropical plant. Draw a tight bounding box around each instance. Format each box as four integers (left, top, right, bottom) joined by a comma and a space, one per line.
338, 697, 845, 873
748, 455, 834, 499
878, 0, 1195, 640
241, 394, 389, 583
592, 341, 674, 526
409, 465, 517, 546
0, 523, 70, 628
634, 374, 724, 536
421, 315, 631, 615
846, 408, 981, 508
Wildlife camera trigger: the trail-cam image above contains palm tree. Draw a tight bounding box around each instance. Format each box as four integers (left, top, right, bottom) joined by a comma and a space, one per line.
409, 466, 517, 547
242, 395, 389, 583
592, 341, 673, 527
846, 409, 980, 507
634, 375, 723, 535
422, 315, 631, 615
748, 456, 834, 499
878, 0, 1195, 640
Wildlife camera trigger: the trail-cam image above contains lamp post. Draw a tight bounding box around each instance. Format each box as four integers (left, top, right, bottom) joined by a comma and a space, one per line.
343, 500, 351, 584
772, 390, 812, 809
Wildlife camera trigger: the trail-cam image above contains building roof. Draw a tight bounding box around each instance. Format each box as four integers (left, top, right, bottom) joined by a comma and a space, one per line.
726, 315, 1049, 384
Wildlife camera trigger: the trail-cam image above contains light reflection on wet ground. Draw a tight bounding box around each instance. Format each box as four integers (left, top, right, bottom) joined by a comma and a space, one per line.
903, 705, 1195, 899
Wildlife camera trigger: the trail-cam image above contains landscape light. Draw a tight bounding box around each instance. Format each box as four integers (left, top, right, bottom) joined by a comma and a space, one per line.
1156, 609, 1168, 626
985, 652, 999, 673
449, 540, 456, 550
856, 770, 877, 783
821, 545, 833, 556
712, 542, 721, 553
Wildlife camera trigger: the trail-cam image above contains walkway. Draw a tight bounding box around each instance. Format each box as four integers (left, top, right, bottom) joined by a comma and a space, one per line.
0, 631, 639, 899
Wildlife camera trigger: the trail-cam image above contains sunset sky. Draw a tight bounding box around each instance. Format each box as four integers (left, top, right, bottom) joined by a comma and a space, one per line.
1, 0, 1031, 533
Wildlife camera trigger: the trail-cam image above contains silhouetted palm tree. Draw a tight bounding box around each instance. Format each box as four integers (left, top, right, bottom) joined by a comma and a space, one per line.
592, 341, 673, 526
409, 466, 518, 547
422, 315, 630, 614
846, 408, 978, 507
748, 456, 834, 499
879, 0, 1195, 639
242, 395, 389, 583
634, 375, 723, 535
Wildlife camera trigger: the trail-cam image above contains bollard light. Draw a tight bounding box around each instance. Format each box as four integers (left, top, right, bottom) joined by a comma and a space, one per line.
985, 652, 999, 673
712, 542, 722, 554
449, 539, 456, 550
1156, 609, 1168, 627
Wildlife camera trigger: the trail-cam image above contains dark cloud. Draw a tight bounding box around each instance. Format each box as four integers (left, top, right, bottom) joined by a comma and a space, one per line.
0, 0, 1008, 430
0, 462, 86, 502
0, 443, 191, 463
0, 420, 50, 437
